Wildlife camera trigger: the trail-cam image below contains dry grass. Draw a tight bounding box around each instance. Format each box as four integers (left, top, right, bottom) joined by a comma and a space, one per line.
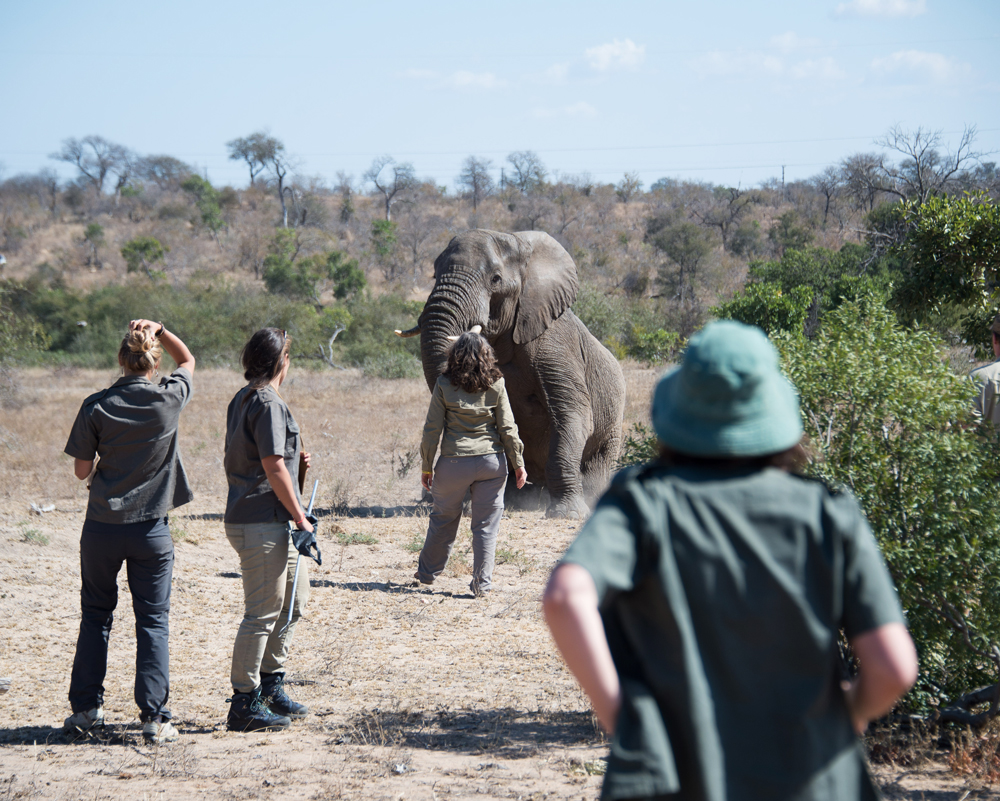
0, 364, 967, 799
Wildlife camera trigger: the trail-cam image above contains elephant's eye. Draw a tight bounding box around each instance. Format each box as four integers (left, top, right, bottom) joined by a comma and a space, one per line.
491, 274, 502, 285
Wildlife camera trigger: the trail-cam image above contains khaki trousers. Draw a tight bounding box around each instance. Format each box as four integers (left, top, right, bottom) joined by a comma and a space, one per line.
225, 521, 310, 693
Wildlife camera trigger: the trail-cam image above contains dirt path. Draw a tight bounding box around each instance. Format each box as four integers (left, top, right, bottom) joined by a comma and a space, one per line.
0, 367, 991, 799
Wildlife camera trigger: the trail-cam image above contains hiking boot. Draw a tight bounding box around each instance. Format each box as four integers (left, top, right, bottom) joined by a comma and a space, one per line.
64, 706, 105, 732
261, 672, 309, 718
142, 717, 179, 745
227, 688, 291, 732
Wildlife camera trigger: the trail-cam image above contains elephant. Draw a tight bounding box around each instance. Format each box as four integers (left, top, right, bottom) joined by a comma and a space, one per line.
395, 229, 626, 519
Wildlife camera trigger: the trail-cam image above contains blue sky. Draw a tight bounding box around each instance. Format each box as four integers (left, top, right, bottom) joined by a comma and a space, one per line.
2, 0, 998, 191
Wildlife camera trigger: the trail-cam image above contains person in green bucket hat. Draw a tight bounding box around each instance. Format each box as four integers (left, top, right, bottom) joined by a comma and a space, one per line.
543, 320, 917, 801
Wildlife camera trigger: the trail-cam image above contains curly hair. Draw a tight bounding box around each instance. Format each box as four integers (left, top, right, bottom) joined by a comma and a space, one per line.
118, 326, 161, 375
443, 333, 503, 394
241, 328, 291, 390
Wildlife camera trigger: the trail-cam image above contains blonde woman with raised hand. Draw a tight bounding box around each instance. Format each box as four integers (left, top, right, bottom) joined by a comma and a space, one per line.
63, 319, 195, 745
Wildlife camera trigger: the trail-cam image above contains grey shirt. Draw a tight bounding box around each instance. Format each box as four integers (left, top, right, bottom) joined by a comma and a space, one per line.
64, 368, 194, 524
224, 384, 302, 524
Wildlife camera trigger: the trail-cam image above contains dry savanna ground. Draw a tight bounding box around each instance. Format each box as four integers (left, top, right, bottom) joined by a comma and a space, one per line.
0, 365, 990, 799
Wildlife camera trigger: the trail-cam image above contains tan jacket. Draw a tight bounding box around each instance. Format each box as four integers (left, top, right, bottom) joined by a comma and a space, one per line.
971, 359, 1000, 425
420, 375, 524, 474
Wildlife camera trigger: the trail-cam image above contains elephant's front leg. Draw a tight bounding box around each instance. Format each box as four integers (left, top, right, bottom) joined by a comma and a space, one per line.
543, 407, 592, 519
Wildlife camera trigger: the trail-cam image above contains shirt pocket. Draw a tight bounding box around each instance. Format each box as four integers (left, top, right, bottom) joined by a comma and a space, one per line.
284, 419, 301, 459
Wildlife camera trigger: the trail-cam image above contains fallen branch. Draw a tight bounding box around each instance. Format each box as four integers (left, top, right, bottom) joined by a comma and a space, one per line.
317, 324, 348, 370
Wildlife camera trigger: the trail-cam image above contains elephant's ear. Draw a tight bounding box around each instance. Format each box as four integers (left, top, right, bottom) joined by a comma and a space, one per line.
512, 231, 579, 345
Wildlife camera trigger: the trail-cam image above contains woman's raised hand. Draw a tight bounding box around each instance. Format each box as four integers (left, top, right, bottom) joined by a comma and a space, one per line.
129, 319, 159, 333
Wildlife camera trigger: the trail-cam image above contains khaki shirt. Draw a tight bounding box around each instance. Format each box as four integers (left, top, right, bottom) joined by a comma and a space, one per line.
563, 464, 903, 801
64, 368, 194, 524
420, 375, 524, 474
971, 359, 1000, 425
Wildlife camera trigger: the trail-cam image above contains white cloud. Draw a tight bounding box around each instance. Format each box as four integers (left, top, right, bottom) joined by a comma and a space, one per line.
835, 0, 926, 18
446, 71, 506, 89
585, 38, 645, 71
790, 57, 847, 80
870, 50, 970, 82
533, 101, 598, 118
770, 31, 823, 52
694, 50, 783, 77
543, 63, 570, 83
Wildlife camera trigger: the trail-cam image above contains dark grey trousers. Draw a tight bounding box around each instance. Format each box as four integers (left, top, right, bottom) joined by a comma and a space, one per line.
69, 517, 174, 721
416, 453, 508, 593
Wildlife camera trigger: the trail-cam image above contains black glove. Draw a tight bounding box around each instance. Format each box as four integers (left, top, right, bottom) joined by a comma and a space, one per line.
289, 514, 322, 565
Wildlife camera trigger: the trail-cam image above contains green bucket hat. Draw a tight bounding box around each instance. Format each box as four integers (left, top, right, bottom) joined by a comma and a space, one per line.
651, 320, 802, 457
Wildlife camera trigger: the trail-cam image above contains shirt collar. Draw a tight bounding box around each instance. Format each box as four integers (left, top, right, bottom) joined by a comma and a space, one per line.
112, 374, 153, 388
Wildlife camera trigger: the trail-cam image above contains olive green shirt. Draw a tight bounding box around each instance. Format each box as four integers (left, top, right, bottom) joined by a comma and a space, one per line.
420, 375, 524, 474
562, 464, 905, 801
971, 359, 1000, 425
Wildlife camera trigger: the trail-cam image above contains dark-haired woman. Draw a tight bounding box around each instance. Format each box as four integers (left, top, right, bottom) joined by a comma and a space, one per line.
415, 332, 527, 596
63, 319, 195, 745
223, 327, 313, 732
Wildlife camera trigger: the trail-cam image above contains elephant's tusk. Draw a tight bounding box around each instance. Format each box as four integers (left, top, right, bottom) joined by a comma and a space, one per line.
470, 324, 482, 334
445, 335, 459, 342
394, 325, 421, 338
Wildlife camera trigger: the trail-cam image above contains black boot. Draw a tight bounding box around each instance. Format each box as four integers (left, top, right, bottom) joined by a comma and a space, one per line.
260, 672, 309, 718
227, 687, 291, 732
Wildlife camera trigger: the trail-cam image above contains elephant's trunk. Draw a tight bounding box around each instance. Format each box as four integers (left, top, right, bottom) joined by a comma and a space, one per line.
418, 277, 484, 391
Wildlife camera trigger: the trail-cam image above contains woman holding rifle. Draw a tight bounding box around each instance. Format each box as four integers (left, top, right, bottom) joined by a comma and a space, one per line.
223, 328, 312, 732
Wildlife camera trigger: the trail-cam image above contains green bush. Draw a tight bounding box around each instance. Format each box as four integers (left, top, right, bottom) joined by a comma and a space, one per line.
615, 297, 1000, 713
777, 297, 1000, 714
360, 351, 422, 379
712, 281, 812, 336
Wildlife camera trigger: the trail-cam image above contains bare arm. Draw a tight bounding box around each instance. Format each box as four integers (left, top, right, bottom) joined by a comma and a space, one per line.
844, 622, 918, 733
130, 319, 195, 374
543, 563, 621, 734
262, 454, 313, 532
74, 458, 94, 481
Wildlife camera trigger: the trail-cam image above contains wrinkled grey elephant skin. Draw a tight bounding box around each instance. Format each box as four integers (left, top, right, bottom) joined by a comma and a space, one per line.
411, 229, 626, 519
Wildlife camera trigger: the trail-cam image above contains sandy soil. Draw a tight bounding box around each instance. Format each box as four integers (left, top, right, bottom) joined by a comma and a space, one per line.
0, 366, 991, 799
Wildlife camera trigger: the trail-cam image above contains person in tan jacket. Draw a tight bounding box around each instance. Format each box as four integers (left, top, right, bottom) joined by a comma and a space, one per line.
415, 332, 527, 596
971, 314, 1000, 425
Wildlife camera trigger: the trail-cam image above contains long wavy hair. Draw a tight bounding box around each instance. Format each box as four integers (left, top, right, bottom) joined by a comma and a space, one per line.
443, 333, 503, 394
241, 328, 291, 391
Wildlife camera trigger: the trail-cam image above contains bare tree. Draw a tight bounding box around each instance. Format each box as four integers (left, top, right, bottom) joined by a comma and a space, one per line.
50, 136, 129, 196
615, 171, 643, 205
364, 156, 417, 221
809, 166, 843, 229
457, 156, 494, 211
226, 131, 280, 187
141, 155, 192, 191
875, 124, 983, 205
689, 186, 759, 250
839, 152, 885, 213
396, 191, 451, 282
506, 151, 547, 194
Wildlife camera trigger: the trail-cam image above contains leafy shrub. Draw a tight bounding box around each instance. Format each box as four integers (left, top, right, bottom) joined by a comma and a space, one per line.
712, 281, 812, 336
625, 326, 681, 364
360, 351, 422, 380
777, 297, 1000, 714
614, 296, 1000, 714
121, 236, 168, 278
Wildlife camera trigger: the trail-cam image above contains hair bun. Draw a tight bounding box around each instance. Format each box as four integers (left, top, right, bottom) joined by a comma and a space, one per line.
128, 328, 154, 354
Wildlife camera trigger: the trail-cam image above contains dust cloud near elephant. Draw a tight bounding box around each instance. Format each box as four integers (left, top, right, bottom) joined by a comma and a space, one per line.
396, 229, 626, 519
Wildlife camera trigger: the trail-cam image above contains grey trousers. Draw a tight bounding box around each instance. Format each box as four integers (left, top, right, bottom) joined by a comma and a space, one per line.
70, 517, 173, 722
416, 452, 508, 593
225, 521, 310, 693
